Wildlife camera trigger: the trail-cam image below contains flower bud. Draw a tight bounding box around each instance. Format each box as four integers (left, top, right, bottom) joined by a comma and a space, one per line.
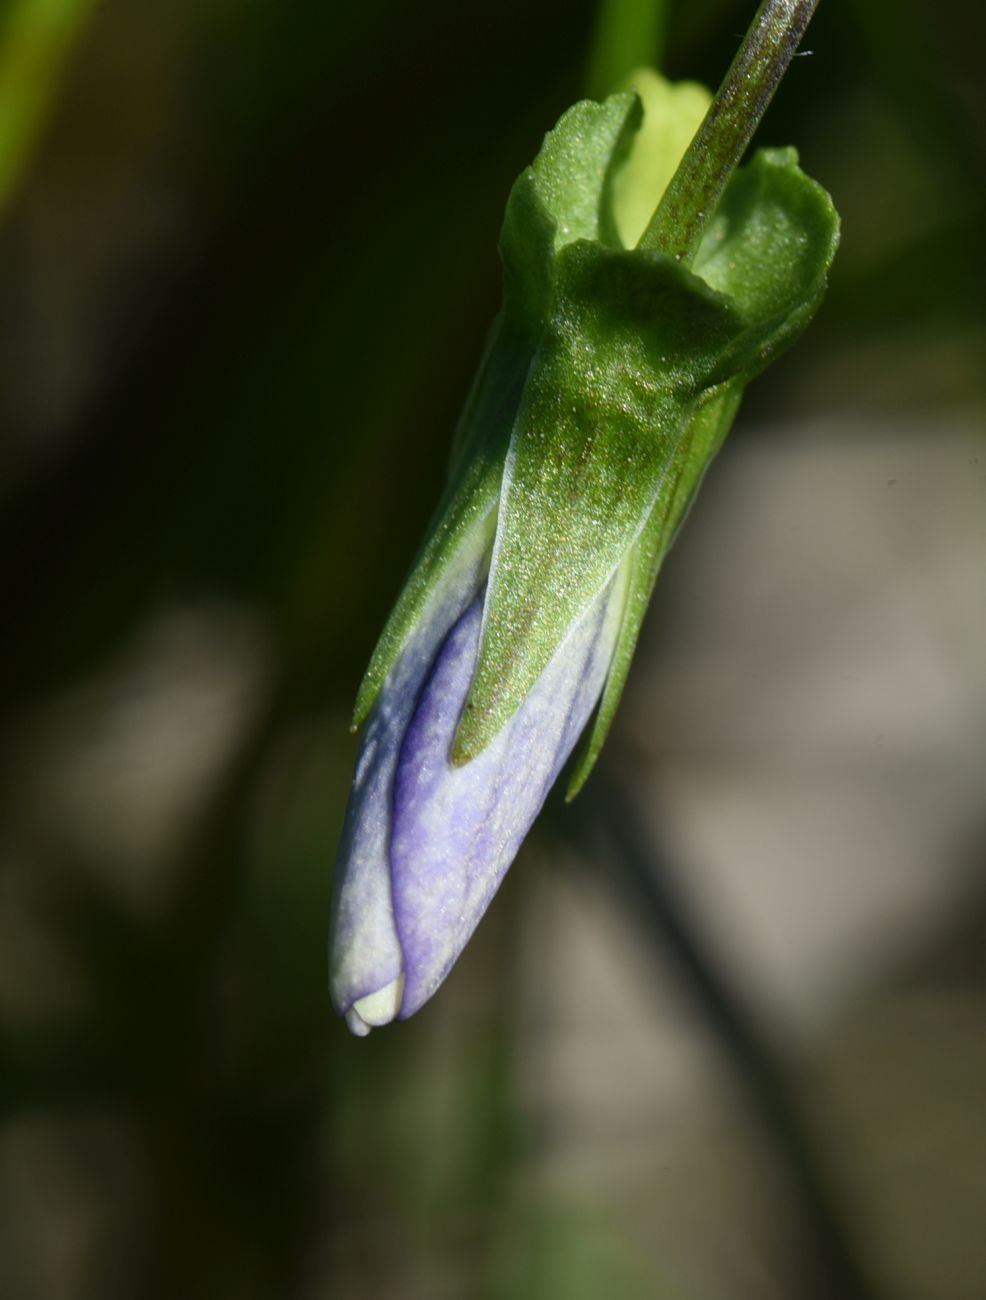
330, 72, 838, 1031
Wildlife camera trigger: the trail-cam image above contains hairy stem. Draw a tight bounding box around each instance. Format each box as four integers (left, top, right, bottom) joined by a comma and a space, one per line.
639, 0, 820, 261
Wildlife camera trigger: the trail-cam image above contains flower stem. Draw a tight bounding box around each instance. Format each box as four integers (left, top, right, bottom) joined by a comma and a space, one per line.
638, 0, 821, 262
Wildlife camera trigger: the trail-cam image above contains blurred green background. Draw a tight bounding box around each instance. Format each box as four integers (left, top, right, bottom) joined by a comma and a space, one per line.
0, 1, 983, 1298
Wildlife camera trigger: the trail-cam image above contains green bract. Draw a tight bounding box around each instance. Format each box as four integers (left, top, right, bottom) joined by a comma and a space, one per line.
353, 71, 839, 791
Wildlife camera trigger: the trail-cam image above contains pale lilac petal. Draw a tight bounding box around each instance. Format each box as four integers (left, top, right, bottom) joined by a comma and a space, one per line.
329, 522, 491, 1020
331, 525, 627, 1033
391, 578, 624, 1018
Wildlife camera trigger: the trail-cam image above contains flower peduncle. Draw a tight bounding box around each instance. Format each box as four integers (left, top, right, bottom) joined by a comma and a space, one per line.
638, 0, 821, 264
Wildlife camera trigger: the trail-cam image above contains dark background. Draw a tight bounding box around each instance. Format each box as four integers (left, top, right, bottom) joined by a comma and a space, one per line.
0, 2, 983, 1298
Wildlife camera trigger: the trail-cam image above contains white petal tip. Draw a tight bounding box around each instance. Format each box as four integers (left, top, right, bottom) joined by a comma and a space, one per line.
344, 1007, 372, 1036
344, 975, 405, 1036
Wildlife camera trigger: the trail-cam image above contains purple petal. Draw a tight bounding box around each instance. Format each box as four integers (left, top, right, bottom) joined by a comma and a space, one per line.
329, 522, 492, 1025
331, 526, 627, 1034
391, 577, 623, 1019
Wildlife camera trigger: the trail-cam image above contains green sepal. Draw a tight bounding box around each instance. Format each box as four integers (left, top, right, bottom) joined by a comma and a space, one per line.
498, 93, 640, 324
354, 82, 839, 768
452, 144, 838, 764
565, 381, 741, 797
451, 243, 741, 761
354, 93, 646, 727
351, 313, 523, 729
566, 150, 841, 790
693, 146, 839, 370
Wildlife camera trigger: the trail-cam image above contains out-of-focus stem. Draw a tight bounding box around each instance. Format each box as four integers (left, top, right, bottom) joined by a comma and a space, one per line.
586, 0, 668, 101
0, 0, 100, 219
570, 779, 882, 1300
